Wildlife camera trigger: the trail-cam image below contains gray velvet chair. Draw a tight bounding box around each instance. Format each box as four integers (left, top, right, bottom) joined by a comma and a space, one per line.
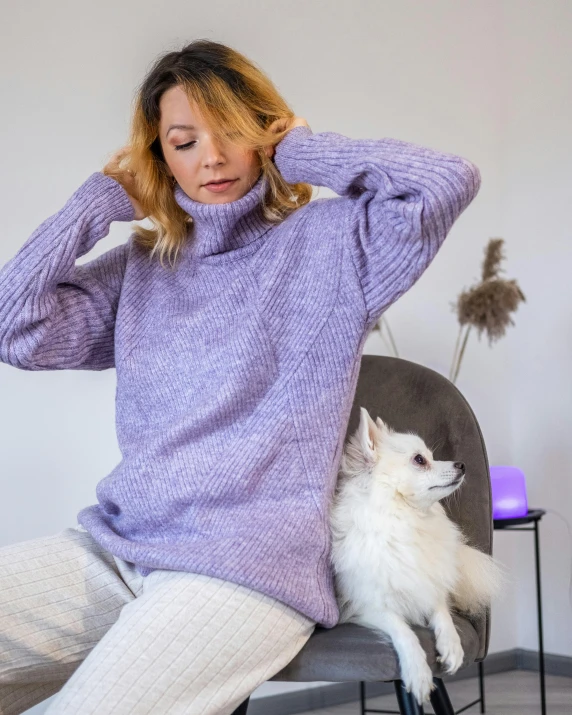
232, 354, 493, 715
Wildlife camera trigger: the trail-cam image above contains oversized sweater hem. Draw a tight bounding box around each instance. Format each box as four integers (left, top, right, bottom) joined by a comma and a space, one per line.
77, 504, 339, 628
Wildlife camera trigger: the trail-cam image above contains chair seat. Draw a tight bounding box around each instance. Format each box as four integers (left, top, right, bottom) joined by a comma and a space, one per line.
269, 613, 480, 682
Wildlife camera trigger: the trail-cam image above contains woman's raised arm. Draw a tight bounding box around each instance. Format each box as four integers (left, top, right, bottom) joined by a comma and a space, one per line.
273, 125, 481, 326
0, 172, 135, 370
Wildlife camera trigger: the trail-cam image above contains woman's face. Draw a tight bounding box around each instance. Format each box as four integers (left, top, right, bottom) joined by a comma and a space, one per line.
158, 85, 270, 204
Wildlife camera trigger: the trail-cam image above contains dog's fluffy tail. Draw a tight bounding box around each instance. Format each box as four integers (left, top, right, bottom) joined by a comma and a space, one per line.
451, 544, 507, 614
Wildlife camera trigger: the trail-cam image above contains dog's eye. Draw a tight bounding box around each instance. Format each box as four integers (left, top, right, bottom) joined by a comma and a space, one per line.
414, 454, 426, 466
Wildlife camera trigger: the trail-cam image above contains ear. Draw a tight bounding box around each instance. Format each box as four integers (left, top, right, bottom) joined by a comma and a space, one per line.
358, 407, 381, 458
340, 407, 382, 477
375, 416, 389, 436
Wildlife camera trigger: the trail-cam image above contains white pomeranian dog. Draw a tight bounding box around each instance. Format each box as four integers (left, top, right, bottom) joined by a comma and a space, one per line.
329, 407, 504, 705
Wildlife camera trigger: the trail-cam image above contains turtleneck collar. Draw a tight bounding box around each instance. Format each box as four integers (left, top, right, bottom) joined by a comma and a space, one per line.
173, 173, 274, 259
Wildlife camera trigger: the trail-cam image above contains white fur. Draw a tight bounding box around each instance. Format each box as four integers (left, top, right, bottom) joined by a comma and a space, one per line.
329, 407, 504, 705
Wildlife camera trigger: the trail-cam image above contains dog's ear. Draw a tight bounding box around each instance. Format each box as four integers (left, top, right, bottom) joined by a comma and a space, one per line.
375, 416, 389, 437
358, 407, 381, 460
339, 407, 381, 477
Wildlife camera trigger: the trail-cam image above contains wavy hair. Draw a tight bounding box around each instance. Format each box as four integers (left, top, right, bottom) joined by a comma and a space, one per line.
103, 39, 314, 269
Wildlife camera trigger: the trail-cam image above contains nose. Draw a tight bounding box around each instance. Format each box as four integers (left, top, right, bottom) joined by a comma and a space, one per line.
201, 139, 226, 167
454, 462, 466, 474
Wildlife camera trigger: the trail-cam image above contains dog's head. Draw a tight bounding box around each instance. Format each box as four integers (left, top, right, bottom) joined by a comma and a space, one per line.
340, 406, 465, 509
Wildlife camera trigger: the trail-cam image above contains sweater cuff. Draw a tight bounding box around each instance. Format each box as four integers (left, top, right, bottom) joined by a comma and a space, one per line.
76, 172, 136, 224
273, 125, 316, 184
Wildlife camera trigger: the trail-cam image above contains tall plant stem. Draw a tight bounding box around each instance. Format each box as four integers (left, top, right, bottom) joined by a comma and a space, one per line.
450, 325, 463, 381
382, 317, 399, 358
377, 319, 394, 356
452, 325, 472, 384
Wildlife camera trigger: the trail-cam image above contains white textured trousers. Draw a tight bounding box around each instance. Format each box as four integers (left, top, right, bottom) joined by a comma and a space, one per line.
0, 527, 316, 714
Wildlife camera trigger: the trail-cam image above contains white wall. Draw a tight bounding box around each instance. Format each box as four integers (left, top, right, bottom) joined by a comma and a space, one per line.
0, 1, 569, 712
500, 1, 572, 657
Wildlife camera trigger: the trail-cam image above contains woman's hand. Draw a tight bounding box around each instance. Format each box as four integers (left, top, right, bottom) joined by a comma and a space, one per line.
266, 116, 311, 160
102, 146, 146, 220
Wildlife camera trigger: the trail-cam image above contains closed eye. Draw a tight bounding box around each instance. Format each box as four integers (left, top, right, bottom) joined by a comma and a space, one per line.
175, 141, 196, 151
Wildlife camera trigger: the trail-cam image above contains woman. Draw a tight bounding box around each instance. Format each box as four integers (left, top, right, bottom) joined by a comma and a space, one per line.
0, 39, 481, 714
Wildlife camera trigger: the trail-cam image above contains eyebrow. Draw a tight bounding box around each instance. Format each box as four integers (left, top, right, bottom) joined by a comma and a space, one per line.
166, 124, 196, 137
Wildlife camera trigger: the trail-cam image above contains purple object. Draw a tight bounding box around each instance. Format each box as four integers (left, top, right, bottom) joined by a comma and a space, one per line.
490, 465, 529, 519
0, 126, 481, 629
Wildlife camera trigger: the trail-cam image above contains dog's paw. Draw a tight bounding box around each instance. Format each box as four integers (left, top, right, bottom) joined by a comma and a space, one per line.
401, 658, 435, 704
436, 637, 464, 675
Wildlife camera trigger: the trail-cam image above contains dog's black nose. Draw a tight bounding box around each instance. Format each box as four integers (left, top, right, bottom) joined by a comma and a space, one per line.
454, 462, 466, 474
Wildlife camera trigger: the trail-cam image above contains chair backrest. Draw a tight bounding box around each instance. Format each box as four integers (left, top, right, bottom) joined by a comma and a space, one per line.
348, 355, 493, 659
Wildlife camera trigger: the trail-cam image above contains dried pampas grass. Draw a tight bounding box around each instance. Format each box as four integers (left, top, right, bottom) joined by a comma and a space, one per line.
449, 238, 525, 383
370, 238, 525, 385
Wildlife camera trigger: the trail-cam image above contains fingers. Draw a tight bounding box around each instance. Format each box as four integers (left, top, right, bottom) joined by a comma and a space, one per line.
268, 117, 292, 134
104, 146, 132, 173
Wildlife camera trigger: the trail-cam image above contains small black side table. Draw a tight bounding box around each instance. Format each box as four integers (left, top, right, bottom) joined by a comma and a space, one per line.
479, 508, 547, 715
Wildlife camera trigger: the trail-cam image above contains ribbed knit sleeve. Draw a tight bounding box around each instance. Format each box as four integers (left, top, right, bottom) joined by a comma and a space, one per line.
273, 125, 481, 325
0, 172, 135, 371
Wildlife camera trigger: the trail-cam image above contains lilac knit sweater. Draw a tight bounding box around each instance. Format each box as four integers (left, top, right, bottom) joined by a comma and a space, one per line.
0, 126, 480, 627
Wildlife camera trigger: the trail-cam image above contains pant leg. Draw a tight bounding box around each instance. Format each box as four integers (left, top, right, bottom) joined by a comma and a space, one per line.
44, 569, 316, 715
0, 527, 143, 715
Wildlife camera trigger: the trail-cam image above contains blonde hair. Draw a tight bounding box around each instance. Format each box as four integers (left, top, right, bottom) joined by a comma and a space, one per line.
105, 39, 314, 269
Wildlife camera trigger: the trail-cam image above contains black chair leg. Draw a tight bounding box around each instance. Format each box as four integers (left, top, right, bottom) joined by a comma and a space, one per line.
394, 679, 425, 714
429, 677, 455, 715
230, 696, 250, 715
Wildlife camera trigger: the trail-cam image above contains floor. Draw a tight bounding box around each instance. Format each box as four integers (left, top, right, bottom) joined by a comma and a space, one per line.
297, 670, 572, 714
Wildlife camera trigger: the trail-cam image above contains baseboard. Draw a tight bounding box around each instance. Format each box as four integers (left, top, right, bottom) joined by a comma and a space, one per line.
516, 648, 572, 677
246, 648, 572, 715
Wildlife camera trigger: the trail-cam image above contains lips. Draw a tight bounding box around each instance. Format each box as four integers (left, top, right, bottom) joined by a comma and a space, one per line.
430, 474, 465, 490
204, 179, 236, 185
